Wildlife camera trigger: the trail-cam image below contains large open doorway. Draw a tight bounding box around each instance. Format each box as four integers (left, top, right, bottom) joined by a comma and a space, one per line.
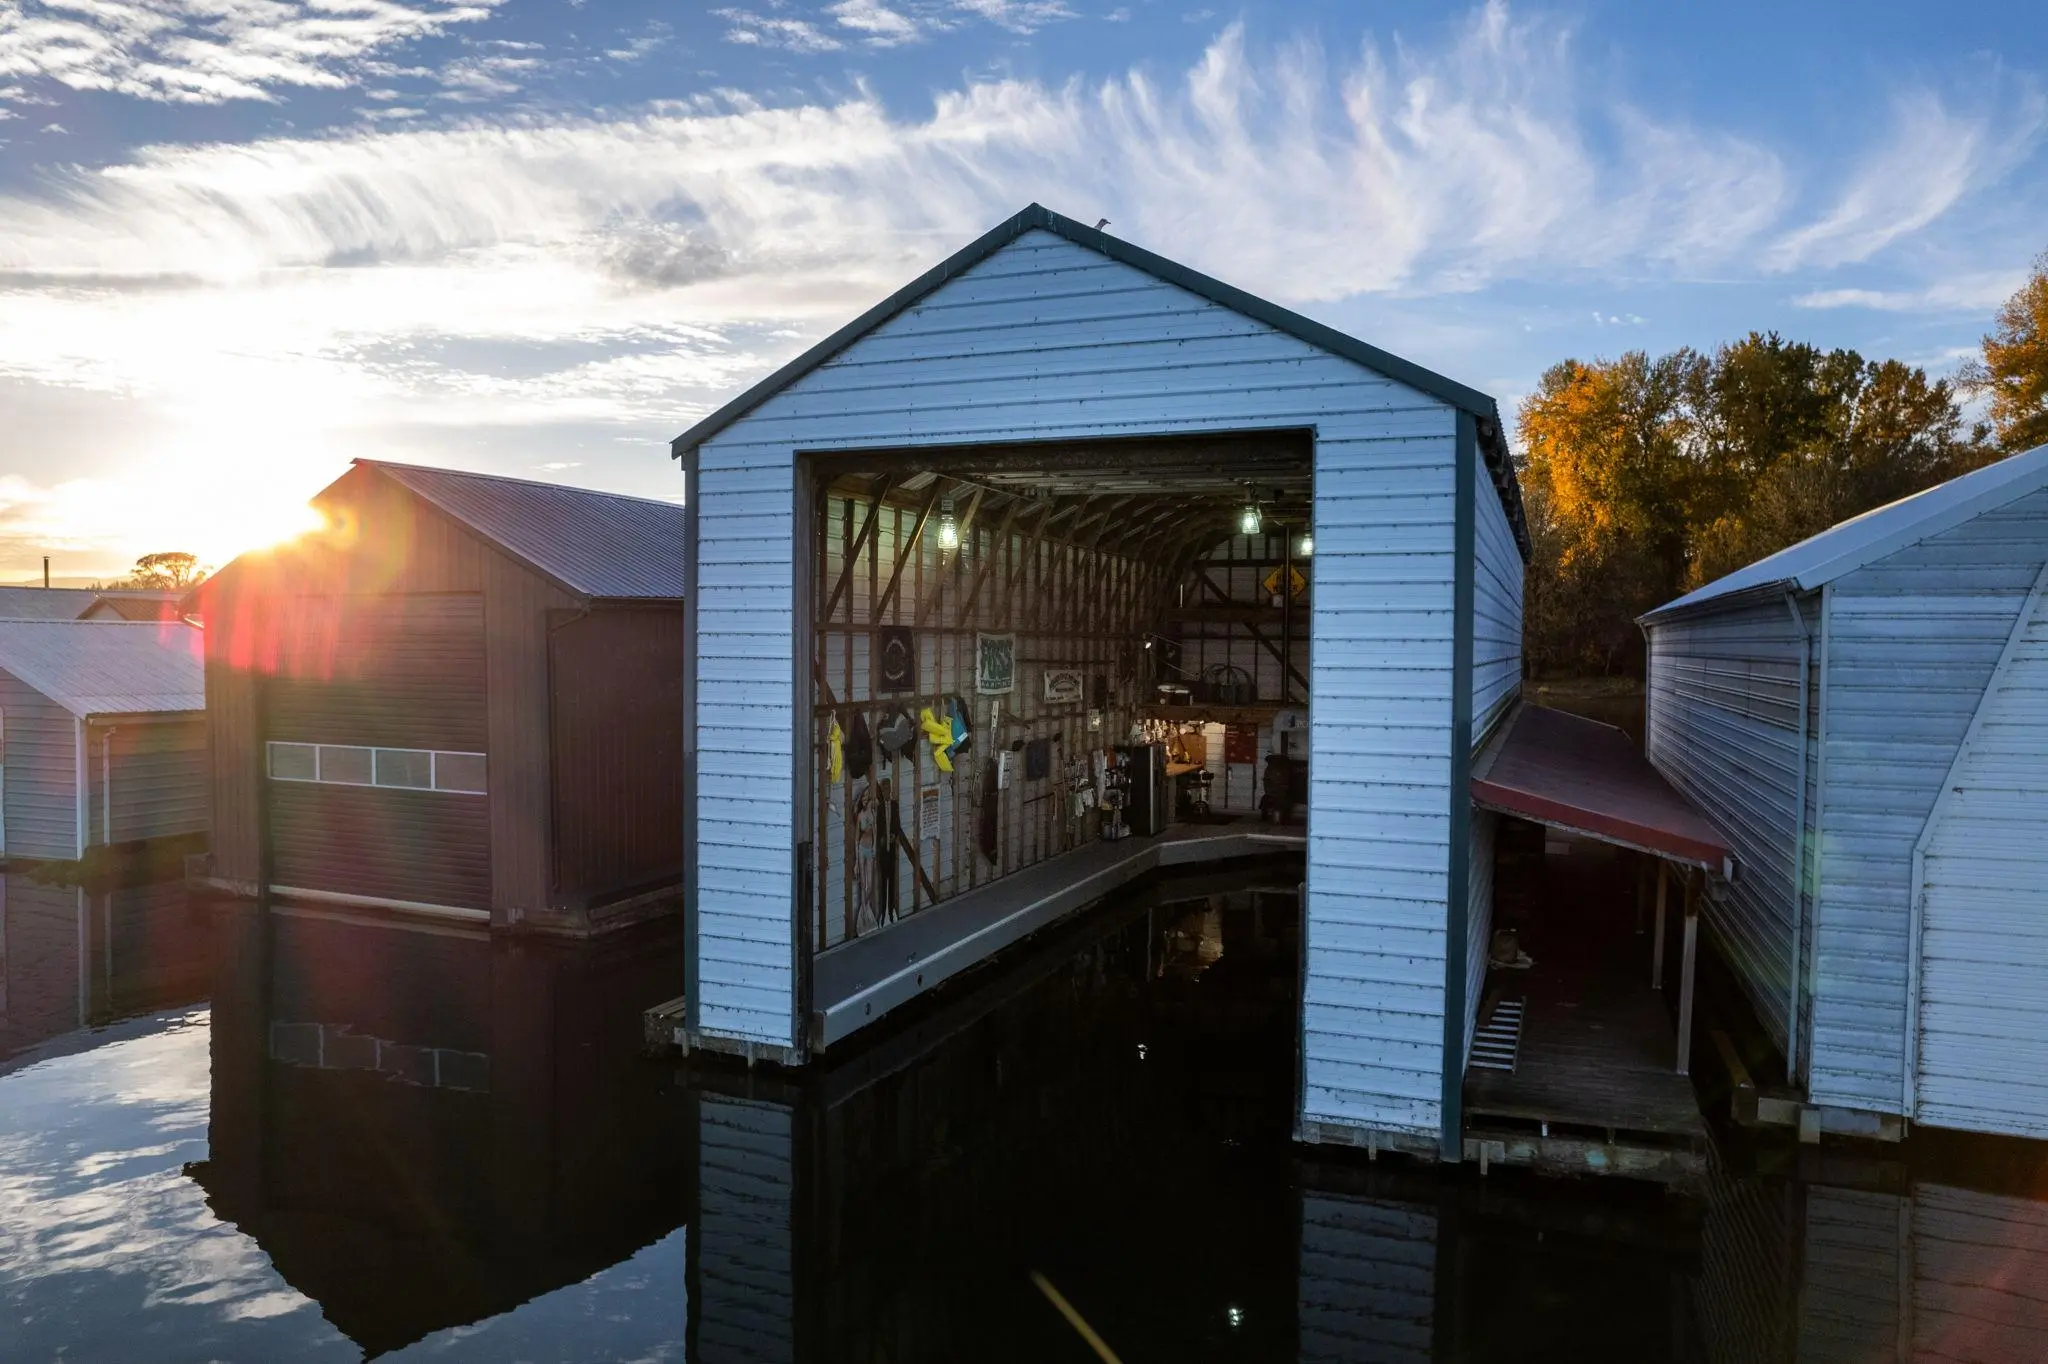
795, 430, 1314, 1046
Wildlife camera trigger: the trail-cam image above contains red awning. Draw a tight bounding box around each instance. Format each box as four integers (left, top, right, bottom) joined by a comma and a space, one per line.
1471, 705, 1734, 875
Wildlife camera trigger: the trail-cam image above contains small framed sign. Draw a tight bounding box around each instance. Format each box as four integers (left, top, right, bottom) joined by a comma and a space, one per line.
876, 625, 916, 694
975, 632, 1016, 695
918, 785, 941, 842
1043, 668, 1084, 705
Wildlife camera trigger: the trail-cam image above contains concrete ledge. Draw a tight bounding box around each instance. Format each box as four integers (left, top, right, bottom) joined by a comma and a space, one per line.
812, 825, 1305, 1051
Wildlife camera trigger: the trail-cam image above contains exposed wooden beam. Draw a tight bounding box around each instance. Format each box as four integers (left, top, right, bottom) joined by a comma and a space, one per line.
872, 481, 944, 624
911, 483, 986, 628
822, 474, 894, 622
954, 501, 1027, 629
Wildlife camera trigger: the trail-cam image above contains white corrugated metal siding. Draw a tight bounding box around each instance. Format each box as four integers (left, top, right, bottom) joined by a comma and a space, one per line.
1811, 488, 2048, 1114
1645, 596, 1808, 1057
694, 226, 1475, 1144
86, 718, 209, 848
1470, 436, 1523, 741
694, 1094, 794, 1363
1296, 1192, 1436, 1362
0, 670, 79, 860
1464, 808, 1495, 1063
1914, 565, 2048, 1136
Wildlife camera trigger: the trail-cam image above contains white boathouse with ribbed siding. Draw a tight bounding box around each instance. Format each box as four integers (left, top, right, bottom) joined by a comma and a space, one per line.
669, 204, 1528, 1158
1643, 442, 2048, 1141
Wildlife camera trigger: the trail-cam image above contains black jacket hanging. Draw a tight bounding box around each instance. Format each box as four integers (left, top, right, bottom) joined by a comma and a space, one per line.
847, 711, 872, 780
977, 757, 999, 864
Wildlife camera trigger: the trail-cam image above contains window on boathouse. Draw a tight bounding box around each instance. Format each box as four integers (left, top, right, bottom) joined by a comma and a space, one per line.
267, 742, 487, 795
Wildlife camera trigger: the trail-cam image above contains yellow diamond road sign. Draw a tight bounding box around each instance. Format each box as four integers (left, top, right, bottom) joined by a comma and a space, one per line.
1262, 566, 1307, 599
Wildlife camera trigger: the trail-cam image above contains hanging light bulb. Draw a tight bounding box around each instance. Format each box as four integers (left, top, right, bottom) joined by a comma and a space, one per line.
935, 494, 959, 551
1298, 528, 1314, 557
1238, 500, 1262, 537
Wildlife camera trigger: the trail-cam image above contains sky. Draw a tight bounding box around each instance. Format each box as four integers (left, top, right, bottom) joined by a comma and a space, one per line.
1, 0, 2044, 581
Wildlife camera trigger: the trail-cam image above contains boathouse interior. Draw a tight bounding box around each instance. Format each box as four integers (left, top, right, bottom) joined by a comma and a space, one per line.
798, 430, 1314, 992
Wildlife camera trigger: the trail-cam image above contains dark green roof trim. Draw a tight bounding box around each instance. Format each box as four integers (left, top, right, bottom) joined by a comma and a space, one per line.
668, 203, 1528, 560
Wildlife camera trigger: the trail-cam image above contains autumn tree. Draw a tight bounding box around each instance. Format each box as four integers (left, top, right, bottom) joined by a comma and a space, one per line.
1517, 351, 1706, 675
122, 552, 207, 591
1518, 335, 1987, 677
1687, 336, 1986, 584
1961, 250, 2048, 453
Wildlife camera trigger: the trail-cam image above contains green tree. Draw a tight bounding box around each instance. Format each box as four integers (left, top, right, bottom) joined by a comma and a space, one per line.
1961, 251, 2048, 453
122, 552, 207, 591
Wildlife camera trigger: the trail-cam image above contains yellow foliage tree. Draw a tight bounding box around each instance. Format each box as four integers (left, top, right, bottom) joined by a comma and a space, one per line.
1962, 251, 2048, 453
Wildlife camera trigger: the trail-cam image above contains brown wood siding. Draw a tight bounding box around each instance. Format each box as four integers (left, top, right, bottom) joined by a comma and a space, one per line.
549, 605, 685, 905
482, 544, 577, 925
201, 466, 495, 894
269, 782, 490, 908
204, 574, 262, 885
264, 595, 487, 751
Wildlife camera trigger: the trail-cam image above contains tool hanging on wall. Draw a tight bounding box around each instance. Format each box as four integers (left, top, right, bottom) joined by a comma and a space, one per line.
827, 715, 845, 784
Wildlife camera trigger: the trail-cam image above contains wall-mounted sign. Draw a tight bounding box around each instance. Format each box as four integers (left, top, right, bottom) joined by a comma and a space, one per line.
975, 632, 1016, 695
1043, 668, 1084, 705
918, 785, 941, 841
1224, 723, 1259, 764
876, 625, 916, 694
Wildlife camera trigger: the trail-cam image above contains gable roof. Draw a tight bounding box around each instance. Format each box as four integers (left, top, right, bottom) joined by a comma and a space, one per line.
82, 593, 186, 622
1643, 442, 2048, 624
0, 620, 203, 717
354, 460, 687, 600
668, 203, 1528, 558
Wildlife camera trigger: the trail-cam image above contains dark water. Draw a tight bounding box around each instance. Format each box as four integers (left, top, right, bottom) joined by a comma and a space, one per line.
2, 861, 2046, 1362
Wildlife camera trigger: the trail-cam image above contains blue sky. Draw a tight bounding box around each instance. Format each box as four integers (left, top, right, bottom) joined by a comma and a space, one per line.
1, 0, 2044, 577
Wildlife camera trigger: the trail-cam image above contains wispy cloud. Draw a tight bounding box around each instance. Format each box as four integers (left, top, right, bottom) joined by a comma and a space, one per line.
714, 8, 843, 54
952, 0, 1075, 34
1767, 87, 2046, 272
1792, 271, 2028, 313
828, 0, 926, 47
0, 4, 2040, 572
0, 0, 503, 105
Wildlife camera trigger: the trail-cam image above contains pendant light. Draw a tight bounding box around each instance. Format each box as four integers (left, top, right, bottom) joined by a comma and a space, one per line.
1298, 527, 1314, 557
1238, 495, 1262, 537
935, 494, 959, 551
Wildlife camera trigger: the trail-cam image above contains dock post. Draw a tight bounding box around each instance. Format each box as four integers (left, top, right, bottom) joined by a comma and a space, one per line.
1651, 862, 1668, 991
1677, 875, 1699, 1076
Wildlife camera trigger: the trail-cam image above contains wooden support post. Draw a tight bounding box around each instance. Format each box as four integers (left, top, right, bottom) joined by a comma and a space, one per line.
1677, 874, 1700, 1077
1651, 861, 1668, 991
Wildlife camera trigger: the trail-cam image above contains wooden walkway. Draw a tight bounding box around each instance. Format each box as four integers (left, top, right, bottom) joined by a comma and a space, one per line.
1465, 844, 1711, 1169
812, 822, 1305, 1050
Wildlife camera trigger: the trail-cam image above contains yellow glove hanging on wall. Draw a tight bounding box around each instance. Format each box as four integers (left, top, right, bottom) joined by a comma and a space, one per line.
919, 706, 955, 773
828, 716, 845, 783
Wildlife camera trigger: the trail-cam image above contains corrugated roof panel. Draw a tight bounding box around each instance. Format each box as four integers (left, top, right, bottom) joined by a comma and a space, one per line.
0, 586, 104, 620
0, 620, 203, 717
1646, 443, 2048, 621
359, 460, 686, 600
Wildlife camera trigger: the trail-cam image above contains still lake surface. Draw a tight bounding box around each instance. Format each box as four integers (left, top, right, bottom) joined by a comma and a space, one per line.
1, 860, 2044, 1362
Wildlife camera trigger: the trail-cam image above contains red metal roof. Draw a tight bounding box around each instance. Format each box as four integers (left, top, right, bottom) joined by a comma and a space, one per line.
1472, 705, 1733, 874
